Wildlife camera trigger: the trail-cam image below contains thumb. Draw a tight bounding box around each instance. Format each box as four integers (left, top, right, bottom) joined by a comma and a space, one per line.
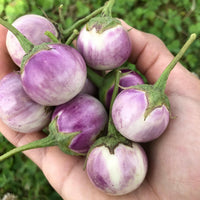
121, 20, 200, 99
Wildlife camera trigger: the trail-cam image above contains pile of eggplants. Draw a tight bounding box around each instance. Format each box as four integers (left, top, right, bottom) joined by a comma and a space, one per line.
0, 0, 196, 196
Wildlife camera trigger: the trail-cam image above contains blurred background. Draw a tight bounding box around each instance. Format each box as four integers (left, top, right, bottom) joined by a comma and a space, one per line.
0, 0, 199, 199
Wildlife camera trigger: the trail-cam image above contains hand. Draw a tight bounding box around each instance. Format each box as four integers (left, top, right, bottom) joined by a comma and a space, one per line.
0, 21, 200, 200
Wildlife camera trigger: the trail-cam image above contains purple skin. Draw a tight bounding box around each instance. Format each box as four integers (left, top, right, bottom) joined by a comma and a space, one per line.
112, 89, 170, 142
106, 69, 144, 108
6, 14, 58, 67
86, 142, 148, 195
77, 24, 131, 70
52, 94, 108, 154
0, 72, 52, 133
79, 78, 98, 96
21, 44, 87, 106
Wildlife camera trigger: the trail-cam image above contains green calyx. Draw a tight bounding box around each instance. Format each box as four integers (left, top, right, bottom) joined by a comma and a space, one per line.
20, 43, 51, 73
89, 134, 131, 155
132, 84, 170, 120
85, 0, 118, 33
0, 118, 83, 162
0, 17, 54, 73
84, 134, 132, 169
86, 16, 121, 34
62, 0, 115, 39
62, 3, 105, 39
49, 118, 84, 156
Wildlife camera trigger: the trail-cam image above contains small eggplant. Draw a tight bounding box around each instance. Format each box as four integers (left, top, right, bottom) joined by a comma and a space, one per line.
76, 0, 131, 71
86, 136, 147, 195
112, 34, 196, 142
77, 20, 131, 70
50, 94, 108, 154
0, 72, 52, 133
112, 88, 170, 142
6, 14, 58, 66
21, 43, 87, 106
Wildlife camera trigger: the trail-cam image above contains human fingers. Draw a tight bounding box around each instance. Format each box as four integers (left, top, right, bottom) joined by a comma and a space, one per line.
121, 20, 200, 99
0, 25, 18, 80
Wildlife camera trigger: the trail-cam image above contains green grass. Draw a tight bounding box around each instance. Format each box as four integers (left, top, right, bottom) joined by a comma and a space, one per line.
1, 0, 200, 76
0, 0, 199, 199
0, 135, 62, 200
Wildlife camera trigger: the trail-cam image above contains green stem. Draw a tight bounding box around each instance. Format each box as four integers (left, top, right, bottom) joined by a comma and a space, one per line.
107, 69, 121, 137
0, 18, 34, 53
45, 31, 59, 43
0, 134, 57, 162
154, 33, 196, 93
63, 6, 104, 38
87, 67, 104, 88
101, 0, 115, 17
58, 4, 65, 29
65, 29, 79, 45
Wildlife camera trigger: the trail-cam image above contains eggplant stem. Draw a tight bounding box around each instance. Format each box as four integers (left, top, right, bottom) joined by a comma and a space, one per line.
107, 69, 121, 137
45, 31, 59, 43
63, 6, 104, 38
65, 29, 79, 45
0, 18, 34, 53
0, 134, 57, 162
101, 0, 115, 17
154, 33, 197, 93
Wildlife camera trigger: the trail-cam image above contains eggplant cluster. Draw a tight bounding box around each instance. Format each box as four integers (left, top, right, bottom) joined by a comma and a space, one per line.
0, 0, 196, 196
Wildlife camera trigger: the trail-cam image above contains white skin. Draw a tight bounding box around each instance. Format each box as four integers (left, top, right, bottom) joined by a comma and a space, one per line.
0, 20, 200, 200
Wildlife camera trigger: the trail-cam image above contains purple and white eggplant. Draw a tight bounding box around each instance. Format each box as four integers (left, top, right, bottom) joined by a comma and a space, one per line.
50, 94, 108, 154
112, 88, 170, 142
76, 0, 131, 71
86, 142, 147, 195
112, 34, 196, 142
0, 72, 52, 133
77, 23, 131, 70
21, 43, 87, 106
6, 14, 58, 67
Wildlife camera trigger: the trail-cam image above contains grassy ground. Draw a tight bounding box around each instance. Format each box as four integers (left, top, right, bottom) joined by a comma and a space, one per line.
0, 0, 199, 199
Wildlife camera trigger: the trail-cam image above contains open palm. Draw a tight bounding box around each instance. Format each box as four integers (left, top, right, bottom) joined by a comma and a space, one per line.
0, 21, 200, 200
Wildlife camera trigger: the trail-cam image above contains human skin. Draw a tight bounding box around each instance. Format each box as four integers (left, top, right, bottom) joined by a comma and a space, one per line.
0, 20, 200, 200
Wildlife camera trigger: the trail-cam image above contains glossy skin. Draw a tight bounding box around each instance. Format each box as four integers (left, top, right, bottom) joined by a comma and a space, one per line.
112, 89, 170, 142
6, 14, 58, 66
21, 44, 87, 106
77, 24, 131, 70
52, 94, 108, 154
0, 72, 52, 133
1, 20, 200, 200
87, 143, 147, 195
